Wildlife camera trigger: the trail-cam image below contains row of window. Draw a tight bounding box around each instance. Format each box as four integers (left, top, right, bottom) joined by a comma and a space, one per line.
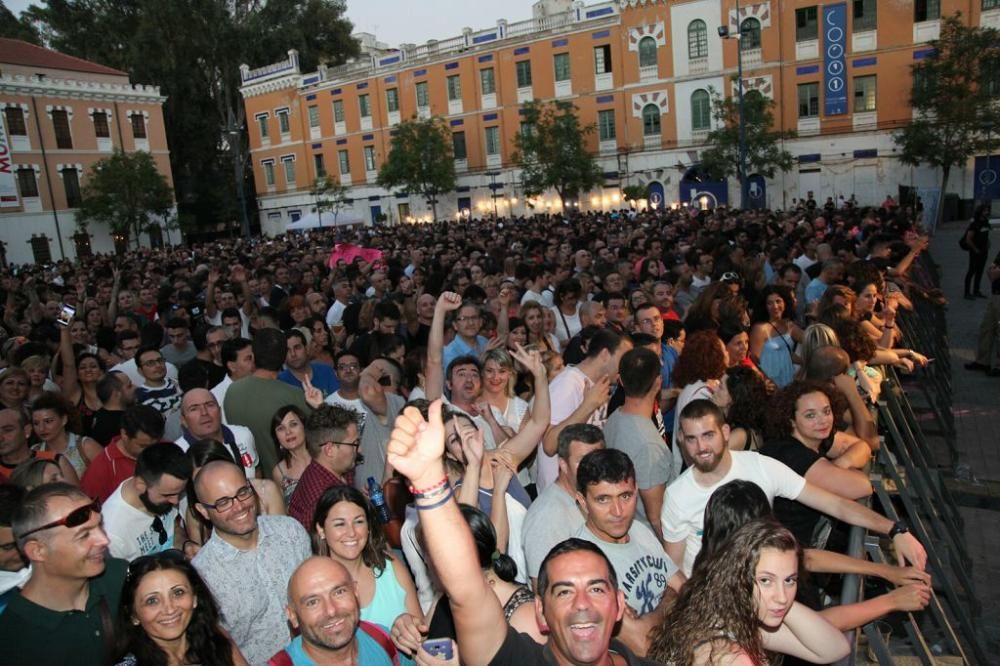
15, 166, 81, 207
3, 107, 148, 149
796, 75, 877, 118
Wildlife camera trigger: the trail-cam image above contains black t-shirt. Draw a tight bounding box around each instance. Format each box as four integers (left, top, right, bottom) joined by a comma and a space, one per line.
759, 436, 831, 547
488, 624, 658, 666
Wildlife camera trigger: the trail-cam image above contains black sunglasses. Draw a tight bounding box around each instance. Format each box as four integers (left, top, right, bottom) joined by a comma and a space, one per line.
16, 501, 101, 540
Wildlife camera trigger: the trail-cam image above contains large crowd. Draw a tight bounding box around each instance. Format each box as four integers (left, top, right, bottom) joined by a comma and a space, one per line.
0, 193, 962, 665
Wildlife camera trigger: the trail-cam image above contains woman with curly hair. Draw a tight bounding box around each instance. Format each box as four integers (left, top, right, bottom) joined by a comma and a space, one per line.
115, 549, 248, 665
749, 285, 803, 389
671, 329, 729, 450
713, 365, 768, 451
760, 380, 873, 547
647, 518, 849, 665
520, 300, 559, 353
312, 485, 422, 630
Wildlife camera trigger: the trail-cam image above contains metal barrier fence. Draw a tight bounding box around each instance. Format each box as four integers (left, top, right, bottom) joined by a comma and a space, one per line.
832, 252, 987, 665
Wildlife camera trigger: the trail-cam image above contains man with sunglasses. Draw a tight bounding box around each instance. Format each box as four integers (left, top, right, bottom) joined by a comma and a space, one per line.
192, 459, 311, 665
1, 483, 126, 666
287, 403, 361, 529
101, 442, 192, 561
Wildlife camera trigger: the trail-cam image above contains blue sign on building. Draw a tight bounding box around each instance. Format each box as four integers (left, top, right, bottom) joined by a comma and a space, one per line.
974, 156, 1000, 202
823, 3, 848, 116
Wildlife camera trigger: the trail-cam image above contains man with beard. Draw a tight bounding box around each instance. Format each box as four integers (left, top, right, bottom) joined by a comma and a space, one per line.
276, 557, 414, 665
193, 460, 311, 664
100, 442, 192, 561
662, 400, 928, 577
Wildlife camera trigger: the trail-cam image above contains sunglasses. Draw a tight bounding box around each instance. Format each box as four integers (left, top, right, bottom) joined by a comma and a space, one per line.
16, 501, 101, 540
720, 272, 742, 284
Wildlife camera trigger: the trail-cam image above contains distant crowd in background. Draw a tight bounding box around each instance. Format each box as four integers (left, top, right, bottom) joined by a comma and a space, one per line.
0, 191, 974, 665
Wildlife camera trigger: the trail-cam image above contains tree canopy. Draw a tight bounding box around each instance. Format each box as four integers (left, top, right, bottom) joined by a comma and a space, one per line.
377, 116, 456, 222
698, 87, 795, 186
76, 150, 174, 247
512, 100, 602, 207
894, 12, 1000, 220
23, 0, 359, 233
0, 2, 42, 44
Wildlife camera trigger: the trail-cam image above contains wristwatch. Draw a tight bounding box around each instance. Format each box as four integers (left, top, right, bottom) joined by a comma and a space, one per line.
888, 520, 910, 538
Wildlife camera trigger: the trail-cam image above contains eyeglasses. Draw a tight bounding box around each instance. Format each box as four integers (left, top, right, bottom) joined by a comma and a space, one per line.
15, 501, 101, 540
140, 357, 166, 367
199, 485, 255, 512
455, 316, 481, 323
336, 363, 360, 371
325, 437, 361, 449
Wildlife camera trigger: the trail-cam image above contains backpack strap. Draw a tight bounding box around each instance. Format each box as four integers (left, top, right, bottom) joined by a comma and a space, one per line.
359, 620, 400, 666
267, 650, 294, 666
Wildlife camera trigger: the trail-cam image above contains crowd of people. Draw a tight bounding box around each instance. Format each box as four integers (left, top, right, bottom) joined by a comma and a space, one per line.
0, 194, 947, 665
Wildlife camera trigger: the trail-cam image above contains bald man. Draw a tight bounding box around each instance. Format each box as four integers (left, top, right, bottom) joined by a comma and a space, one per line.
175, 388, 258, 479
192, 461, 310, 664
275, 557, 414, 665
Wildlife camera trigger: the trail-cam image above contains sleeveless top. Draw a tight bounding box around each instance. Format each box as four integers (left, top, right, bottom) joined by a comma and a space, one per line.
502, 585, 534, 621
277, 466, 300, 502
759, 328, 796, 388
360, 559, 410, 630
36, 433, 87, 477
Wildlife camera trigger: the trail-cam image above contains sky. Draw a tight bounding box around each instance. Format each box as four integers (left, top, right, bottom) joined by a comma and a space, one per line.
5, 0, 543, 49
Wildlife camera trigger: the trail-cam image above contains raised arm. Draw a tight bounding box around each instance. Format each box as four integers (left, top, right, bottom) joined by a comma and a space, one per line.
358, 360, 389, 417
204, 269, 221, 320
426, 292, 462, 401
386, 401, 511, 666
498, 345, 550, 467
58, 322, 81, 399
231, 265, 257, 318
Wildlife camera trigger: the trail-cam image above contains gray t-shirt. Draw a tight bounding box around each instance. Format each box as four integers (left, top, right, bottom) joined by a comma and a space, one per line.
354, 392, 406, 491
521, 482, 585, 579
603, 411, 672, 528
192, 515, 311, 665
574, 521, 679, 616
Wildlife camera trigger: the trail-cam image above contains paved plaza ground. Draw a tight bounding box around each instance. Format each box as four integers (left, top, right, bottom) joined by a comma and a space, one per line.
926, 220, 1000, 651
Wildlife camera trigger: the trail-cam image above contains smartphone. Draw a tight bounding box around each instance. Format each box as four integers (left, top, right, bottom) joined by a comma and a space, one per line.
56, 303, 76, 327
422, 639, 454, 661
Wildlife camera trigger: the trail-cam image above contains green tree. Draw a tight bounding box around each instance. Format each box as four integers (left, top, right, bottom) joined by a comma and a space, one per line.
25, 0, 359, 233
311, 174, 350, 224
622, 185, 648, 202
377, 116, 456, 222
75, 150, 174, 247
512, 100, 602, 208
698, 88, 795, 188
894, 13, 1000, 225
0, 2, 42, 44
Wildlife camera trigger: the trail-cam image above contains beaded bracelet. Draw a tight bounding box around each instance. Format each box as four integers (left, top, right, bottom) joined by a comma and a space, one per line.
413, 482, 452, 502
410, 476, 449, 496
413, 487, 454, 511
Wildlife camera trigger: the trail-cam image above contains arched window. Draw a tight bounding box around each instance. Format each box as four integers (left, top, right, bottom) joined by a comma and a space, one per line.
638, 36, 658, 68
740, 18, 762, 50
691, 89, 711, 131
642, 104, 661, 136
688, 20, 708, 59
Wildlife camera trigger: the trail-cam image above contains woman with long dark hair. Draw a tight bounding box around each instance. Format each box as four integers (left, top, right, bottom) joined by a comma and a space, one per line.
749, 285, 802, 389
712, 365, 768, 451
312, 485, 421, 629
115, 550, 248, 665
647, 518, 849, 665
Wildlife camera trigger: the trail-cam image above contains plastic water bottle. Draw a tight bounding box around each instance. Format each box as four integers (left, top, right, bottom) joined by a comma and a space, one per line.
368, 477, 392, 524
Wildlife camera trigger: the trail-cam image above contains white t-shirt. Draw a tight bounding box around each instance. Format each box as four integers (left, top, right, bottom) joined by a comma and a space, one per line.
111, 356, 179, 388
211, 374, 233, 423
175, 424, 258, 479
661, 451, 807, 576
325, 300, 348, 327
574, 520, 679, 616
324, 391, 367, 430
206, 309, 250, 339
102, 482, 179, 562
538, 366, 607, 492
550, 304, 582, 347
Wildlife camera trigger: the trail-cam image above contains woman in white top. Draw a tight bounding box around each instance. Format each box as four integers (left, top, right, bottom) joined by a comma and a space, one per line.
479, 348, 533, 486
550, 277, 583, 348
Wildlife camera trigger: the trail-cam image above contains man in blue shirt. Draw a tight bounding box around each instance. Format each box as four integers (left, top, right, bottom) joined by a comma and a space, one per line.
442, 301, 488, 372
279, 330, 340, 397
276, 556, 413, 665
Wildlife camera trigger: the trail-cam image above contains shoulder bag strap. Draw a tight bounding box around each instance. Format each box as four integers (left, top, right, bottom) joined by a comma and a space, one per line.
359, 620, 400, 666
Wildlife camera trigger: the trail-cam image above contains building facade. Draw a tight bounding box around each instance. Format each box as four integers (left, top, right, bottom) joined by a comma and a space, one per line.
0, 39, 174, 265
240, 0, 1000, 234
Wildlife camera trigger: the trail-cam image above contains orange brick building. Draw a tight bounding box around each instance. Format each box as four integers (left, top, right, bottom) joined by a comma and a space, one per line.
240, 0, 1000, 232
0, 39, 173, 265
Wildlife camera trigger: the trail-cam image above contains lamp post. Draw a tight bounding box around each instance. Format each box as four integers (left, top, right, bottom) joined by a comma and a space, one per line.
224, 124, 252, 239
486, 170, 500, 219
719, 0, 748, 210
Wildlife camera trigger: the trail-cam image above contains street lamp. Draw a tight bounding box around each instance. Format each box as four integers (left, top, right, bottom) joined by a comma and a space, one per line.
486, 170, 501, 219
718, 2, 749, 211
224, 125, 252, 239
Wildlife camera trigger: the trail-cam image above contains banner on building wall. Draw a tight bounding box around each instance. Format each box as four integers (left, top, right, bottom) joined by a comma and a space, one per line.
0, 116, 20, 208
974, 156, 1000, 203
823, 3, 848, 116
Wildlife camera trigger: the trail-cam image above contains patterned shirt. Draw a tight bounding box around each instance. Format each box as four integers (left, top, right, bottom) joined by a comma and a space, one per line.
192, 515, 311, 665
135, 378, 182, 441
288, 460, 352, 529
